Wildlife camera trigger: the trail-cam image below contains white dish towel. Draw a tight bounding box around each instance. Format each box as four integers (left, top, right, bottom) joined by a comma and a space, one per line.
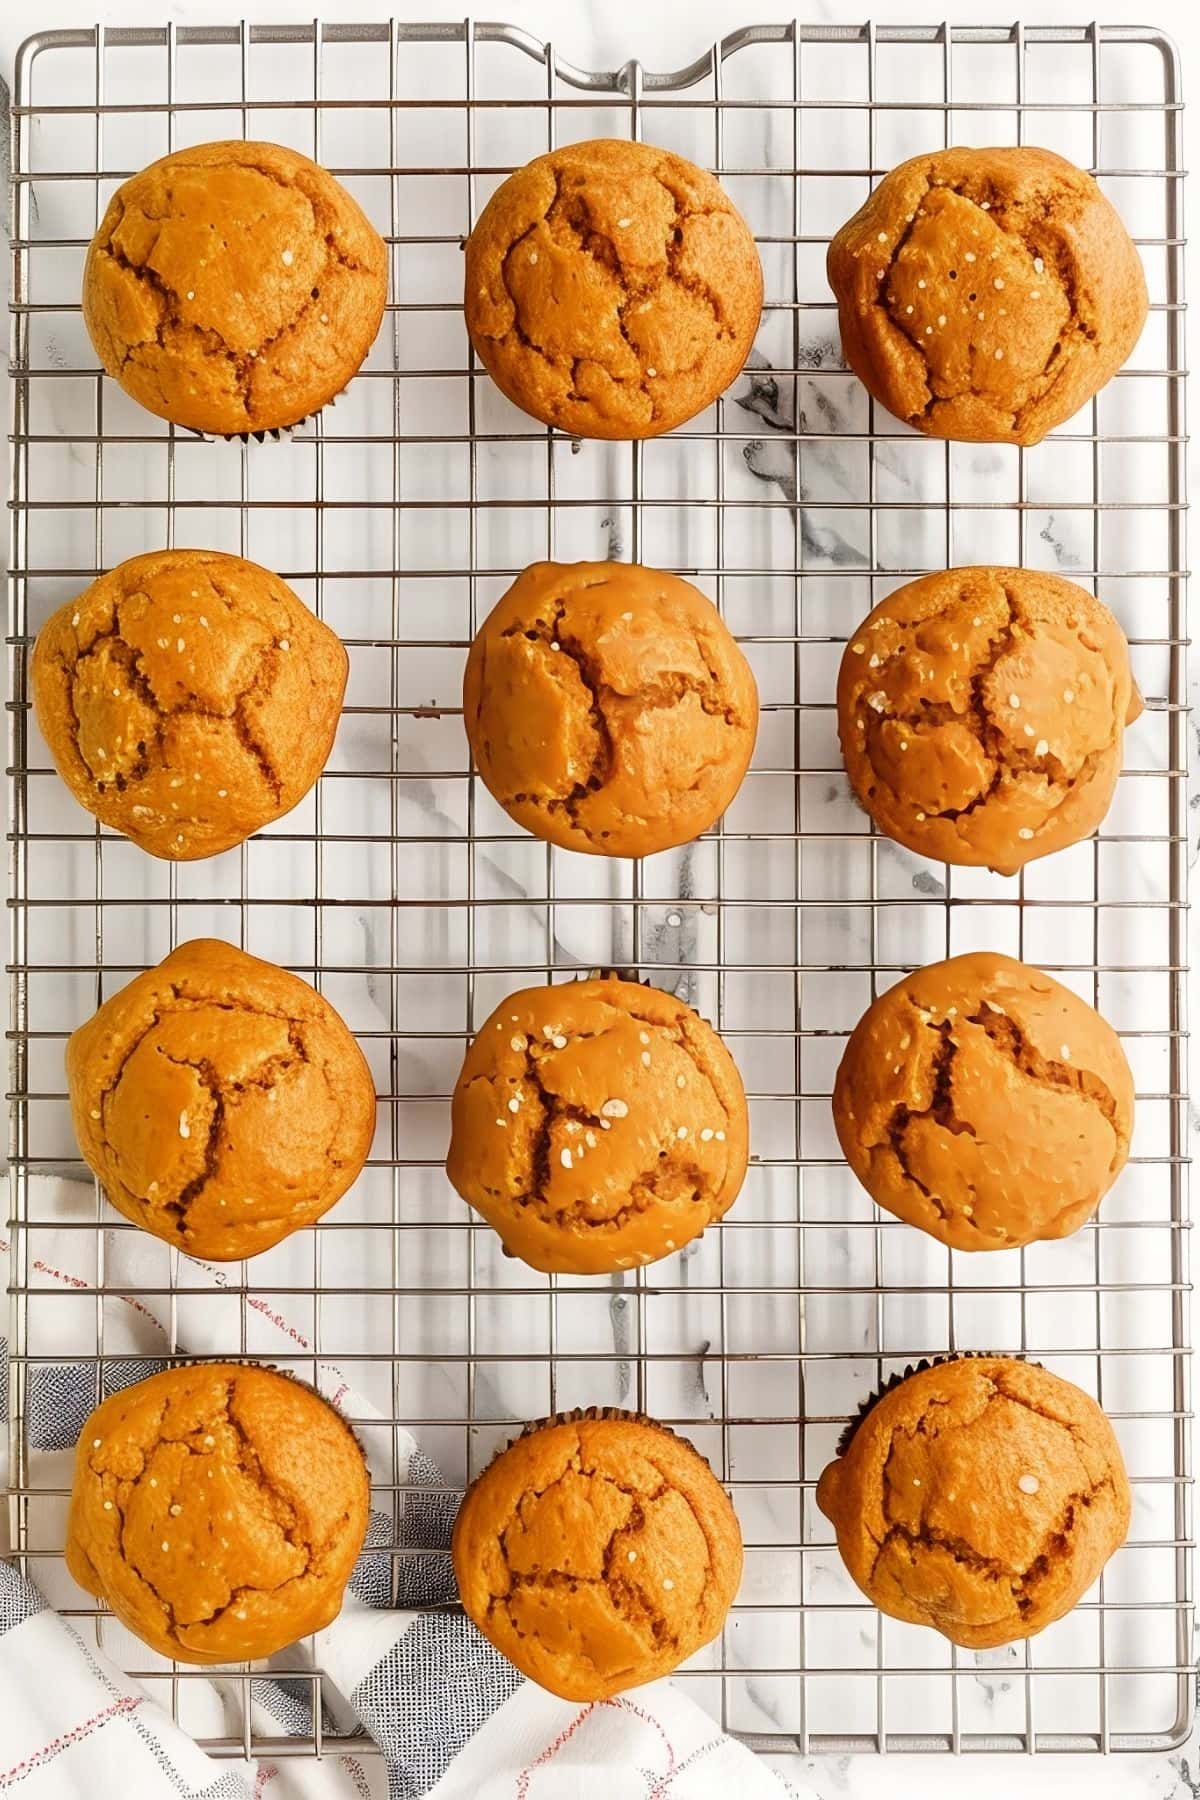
1, 1179, 801, 1799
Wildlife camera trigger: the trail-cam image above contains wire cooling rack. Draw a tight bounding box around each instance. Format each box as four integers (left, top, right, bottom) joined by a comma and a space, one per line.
5, 15, 1192, 1762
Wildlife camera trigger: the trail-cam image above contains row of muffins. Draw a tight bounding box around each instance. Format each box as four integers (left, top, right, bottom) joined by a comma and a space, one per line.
59, 939, 1132, 1272
33, 550, 1143, 881
84, 136, 1145, 447
67, 1357, 1130, 1694
49, 128, 1148, 1694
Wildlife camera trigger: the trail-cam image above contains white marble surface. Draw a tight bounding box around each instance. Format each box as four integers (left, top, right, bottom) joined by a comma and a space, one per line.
3, 2, 1199, 1796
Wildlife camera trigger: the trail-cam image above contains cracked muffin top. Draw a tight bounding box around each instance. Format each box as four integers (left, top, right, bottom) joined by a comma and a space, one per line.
452, 1407, 742, 1699
65, 1362, 370, 1663
82, 140, 388, 435
827, 146, 1147, 445
67, 938, 376, 1262
463, 560, 758, 858
817, 1356, 1130, 1649
32, 549, 348, 862
832, 952, 1134, 1252
464, 138, 763, 438
837, 566, 1141, 875
446, 975, 748, 1274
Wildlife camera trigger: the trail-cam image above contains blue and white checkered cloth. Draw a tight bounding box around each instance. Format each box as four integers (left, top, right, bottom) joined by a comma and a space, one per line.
1, 1181, 798, 1798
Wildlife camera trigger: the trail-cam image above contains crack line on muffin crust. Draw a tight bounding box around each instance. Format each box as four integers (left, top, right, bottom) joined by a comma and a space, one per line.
479, 161, 744, 428
44, 566, 321, 825
94, 1376, 338, 1645
480, 1432, 711, 1657
88, 992, 347, 1233
861, 1379, 1116, 1620
93, 159, 375, 430
489, 598, 748, 848
864, 170, 1095, 433
847, 584, 1119, 845
463, 998, 736, 1236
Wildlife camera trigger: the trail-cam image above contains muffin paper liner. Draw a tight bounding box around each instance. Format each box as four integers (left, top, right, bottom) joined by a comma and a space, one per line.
221, 383, 342, 445
834, 1350, 1039, 1458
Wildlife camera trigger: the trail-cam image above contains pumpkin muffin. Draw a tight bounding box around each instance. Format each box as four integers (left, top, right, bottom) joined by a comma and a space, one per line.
67, 939, 376, 1261
817, 1356, 1130, 1649
837, 566, 1141, 875
66, 1362, 370, 1663
82, 140, 388, 435
32, 549, 347, 861
827, 146, 1147, 445
463, 560, 758, 858
464, 138, 763, 438
446, 975, 748, 1274
453, 1407, 743, 1699
832, 952, 1134, 1252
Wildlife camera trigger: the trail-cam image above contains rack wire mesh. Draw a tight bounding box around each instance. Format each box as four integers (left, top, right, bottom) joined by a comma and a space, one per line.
5, 15, 1192, 1761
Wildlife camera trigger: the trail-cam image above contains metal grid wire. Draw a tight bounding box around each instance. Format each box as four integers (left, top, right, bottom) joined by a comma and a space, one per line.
5, 16, 1192, 1760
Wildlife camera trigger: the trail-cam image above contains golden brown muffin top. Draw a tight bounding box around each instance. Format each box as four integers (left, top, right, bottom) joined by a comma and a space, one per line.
827, 146, 1148, 445
67, 939, 376, 1262
446, 975, 748, 1275
464, 139, 763, 439
31, 549, 347, 861
452, 1408, 743, 1700
817, 1357, 1130, 1649
66, 1362, 370, 1664
832, 953, 1134, 1252
83, 140, 387, 435
463, 560, 758, 858
837, 566, 1141, 875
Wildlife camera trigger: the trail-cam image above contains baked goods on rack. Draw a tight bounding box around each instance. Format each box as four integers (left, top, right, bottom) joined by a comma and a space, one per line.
816, 1355, 1131, 1648
452, 1406, 742, 1698
464, 138, 763, 438
463, 559, 758, 858
67, 938, 376, 1260
836, 565, 1141, 874
66, 1361, 370, 1662
827, 146, 1147, 445
32, 548, 347, 860
447, 973, 748, 1274
82, 140, 387, 436
832, 951, 1135, 1251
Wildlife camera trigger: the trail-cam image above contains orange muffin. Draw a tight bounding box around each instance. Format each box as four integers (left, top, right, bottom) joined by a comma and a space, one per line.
66, 1363, 370, 1663
827, 147, 1148, 444
817, 1356, 1130, 1648
446, 975, 748, 1274
463, 560, 758, 858
32, 549, 347, 860
832, 952, 1135, 1251
83, 140, 387, 435
464, 139, 763, 438
67, 939, 376, 1261
837, 566, 1141, 875
453, 1408, 742, 1699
